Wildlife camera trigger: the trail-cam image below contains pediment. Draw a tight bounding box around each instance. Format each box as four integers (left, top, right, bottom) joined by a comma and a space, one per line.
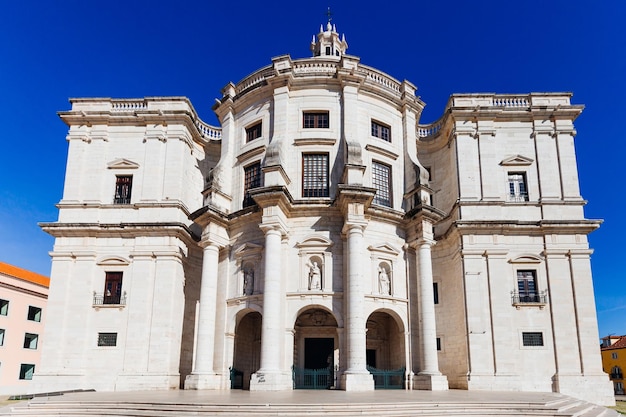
107, 158, 140, 169
500, 155, 534, 166
368, 243, 400, 256
234, 242, 264, 259
509, 254, 543, 264
296, 235, 334, 249
96, 256, 130, 266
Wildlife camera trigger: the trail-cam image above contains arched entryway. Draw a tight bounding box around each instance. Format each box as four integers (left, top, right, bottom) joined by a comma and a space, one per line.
232, 311, 261, 389
293, 307, 339, 389
366, 310, 406, 389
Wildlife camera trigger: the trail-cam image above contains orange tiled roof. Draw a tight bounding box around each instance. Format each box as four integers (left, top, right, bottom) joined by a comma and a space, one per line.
0, 262, 50, 288
602, 335, 626, 351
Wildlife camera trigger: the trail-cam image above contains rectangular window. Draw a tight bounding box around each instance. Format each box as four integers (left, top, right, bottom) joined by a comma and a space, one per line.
19, 364, 35, 380
303, 112, 329, 129
0, 299, 8, 316
613, 352, 619, 360
508, 172, 528, 202
104, 272, 123, 304
517, 270, 539, 302
0, 329, 4, 346
243, 162, 262, 208
371, 120, 391, 142
23, 333, 38, 349
436, 337, 441, 351
372, 161, 392, 207
302, 153, 329, 198
433, 282, 439, 305
245, 121, 262, 142
114, 175, 133, 204
522, 332, 544, 347
27, 306, 42, 322
98, 332, 118, 347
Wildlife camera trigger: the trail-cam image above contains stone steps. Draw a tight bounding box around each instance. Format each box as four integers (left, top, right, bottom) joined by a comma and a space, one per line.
1, 394, 619, 417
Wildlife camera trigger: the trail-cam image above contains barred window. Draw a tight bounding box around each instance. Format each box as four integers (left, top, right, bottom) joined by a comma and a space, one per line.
98, 332, 118, 347
371, 120, 391, 142
114, 175, 132, 204
372, 161, 392, 207
245, 121, 262, 142
243, 162, 261, 207
522, 332, 544, 347
303, 112, 329, 129
302, 154, 329, 198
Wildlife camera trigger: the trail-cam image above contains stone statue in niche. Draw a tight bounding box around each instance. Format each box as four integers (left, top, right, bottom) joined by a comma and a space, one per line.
243, 267, 254, 295
378, 267, 390, 295
308, 261, 322, 290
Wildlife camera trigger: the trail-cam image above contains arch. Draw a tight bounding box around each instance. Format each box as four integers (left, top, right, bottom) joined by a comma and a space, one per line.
366, 310, 406, 372
227, 305, 263, 335
291, 303, 342, 329
293, 306, 339, 389
232, 311, 262, 390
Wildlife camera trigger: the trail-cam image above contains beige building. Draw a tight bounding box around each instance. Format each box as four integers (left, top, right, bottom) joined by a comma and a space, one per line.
0, 262, 49, 395
34, 22, 613, 405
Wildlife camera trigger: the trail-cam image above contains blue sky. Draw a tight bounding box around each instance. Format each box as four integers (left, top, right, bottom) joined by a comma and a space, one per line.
1, 1, 624, 337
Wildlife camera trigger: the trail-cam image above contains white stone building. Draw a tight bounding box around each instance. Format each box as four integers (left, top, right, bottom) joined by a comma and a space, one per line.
35, 22, 613, 404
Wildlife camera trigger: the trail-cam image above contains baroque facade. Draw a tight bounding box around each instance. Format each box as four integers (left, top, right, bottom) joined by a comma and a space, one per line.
35, 23, 613, 404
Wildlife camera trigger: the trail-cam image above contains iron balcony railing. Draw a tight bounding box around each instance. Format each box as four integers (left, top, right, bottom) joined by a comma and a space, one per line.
611, 373, 623, 380
93, 291, 127, 306
511, 290, 548, 305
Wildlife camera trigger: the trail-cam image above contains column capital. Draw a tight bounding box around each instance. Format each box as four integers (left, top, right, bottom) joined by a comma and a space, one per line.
409, 237, 435, 249
259, 223, 288, 238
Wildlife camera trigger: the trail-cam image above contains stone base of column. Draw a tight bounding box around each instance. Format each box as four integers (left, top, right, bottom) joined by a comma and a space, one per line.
340, 371, 375, 391
413, 373, 449, 390
249, 370, 293, 391
552, 373, 615, 407
184, 373, 225, 390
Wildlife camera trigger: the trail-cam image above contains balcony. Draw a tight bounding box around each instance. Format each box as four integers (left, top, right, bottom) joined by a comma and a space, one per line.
610, 373, 623, 380
511, 290, 548, 308
93, 291, 126, 308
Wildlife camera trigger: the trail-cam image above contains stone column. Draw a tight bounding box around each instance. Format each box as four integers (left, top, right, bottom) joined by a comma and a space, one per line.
185, 243, 222, 389
413, 239, 448, 390
250, 226, 292, 390
341, 224, 374, 390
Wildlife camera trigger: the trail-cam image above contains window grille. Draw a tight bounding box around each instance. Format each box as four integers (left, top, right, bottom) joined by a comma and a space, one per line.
302, 154, 329, 197
522, 332, 544, 346
98, 332, 118, 347
243, 162, 261, 207
372, 161, 392, 207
